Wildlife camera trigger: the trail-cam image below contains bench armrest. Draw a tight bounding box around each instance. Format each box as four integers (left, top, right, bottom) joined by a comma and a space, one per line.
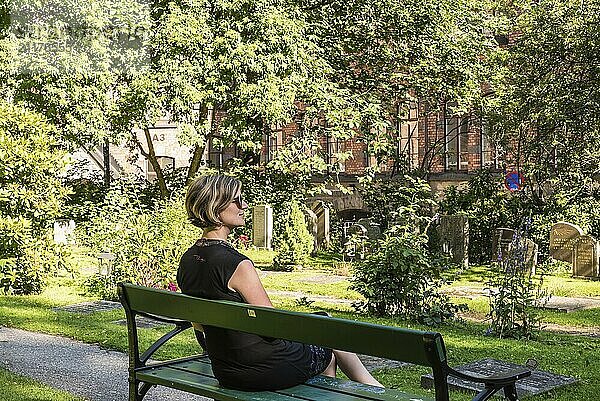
447, 365, 531, 386
139, 320, 192, 365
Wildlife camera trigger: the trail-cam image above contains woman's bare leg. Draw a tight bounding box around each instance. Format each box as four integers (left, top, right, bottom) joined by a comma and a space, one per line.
322, 354, 337, 377
333, 350, 383, 387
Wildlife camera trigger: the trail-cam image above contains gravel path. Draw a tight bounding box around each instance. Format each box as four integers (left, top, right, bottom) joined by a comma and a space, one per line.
0, 326, 210, 401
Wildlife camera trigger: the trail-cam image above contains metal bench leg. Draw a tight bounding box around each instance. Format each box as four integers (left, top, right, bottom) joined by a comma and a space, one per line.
138, 382, 154, 401
471, 386, 498, 401
503, 383, 519, 401
129, 378, 153, 401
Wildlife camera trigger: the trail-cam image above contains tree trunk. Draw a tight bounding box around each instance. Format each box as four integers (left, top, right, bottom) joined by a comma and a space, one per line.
135, 127, 169, 199
186, 105, 214, 184
102, 138, 111, 186
186, 144, 206, 184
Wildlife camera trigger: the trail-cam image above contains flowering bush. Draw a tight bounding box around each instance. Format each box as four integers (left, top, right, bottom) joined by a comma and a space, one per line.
486, 223, 549, 339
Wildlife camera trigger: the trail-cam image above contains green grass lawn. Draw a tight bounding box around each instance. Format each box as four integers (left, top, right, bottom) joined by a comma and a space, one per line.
260, 270, 362, 300
1, 279, 600, 401
0, 369, 84, 401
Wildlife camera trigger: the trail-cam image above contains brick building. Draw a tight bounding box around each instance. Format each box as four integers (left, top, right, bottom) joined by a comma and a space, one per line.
74, 100, 499, 223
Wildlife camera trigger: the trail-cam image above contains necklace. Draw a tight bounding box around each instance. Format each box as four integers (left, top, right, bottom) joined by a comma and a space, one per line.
196, 237, 234, 249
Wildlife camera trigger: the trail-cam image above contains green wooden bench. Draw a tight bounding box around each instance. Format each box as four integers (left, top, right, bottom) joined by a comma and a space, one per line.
118, 283, 531, 401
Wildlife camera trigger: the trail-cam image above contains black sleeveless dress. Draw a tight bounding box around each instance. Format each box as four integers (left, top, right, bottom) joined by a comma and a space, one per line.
177, 240, 332, 391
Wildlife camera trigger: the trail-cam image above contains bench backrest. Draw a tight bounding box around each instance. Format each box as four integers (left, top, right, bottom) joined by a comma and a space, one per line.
118, 283, 451, 400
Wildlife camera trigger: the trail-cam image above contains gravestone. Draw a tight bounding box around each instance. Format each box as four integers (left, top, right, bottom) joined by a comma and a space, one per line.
421, 358, 577, 397
572, 235, 599, 278
549, 221, 584, 262
311, 201, 330, 249
523, 238, 539, 274
304, 209, 319, 254
491, 228, 515, 262
344, 223, 367, 260
53, 219, 76, 244
252, 204, 273, 250
356, 218, 382, 241
438, 215, 469, 267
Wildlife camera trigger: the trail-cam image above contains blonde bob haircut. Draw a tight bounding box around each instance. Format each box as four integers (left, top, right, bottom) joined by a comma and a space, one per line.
186, 175, 242, 228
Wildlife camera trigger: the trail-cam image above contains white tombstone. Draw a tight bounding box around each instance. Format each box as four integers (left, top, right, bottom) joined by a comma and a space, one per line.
304, 209, 319, 254
252, 204, 273, 250
53, 219, 76, 244
311, 201, 330, 249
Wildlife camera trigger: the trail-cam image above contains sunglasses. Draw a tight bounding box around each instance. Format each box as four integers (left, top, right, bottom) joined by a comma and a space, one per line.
232, 194, 244, 207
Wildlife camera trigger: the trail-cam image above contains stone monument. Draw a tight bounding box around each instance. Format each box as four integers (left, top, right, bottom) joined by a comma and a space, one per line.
344, 223, 367, 261
549, 221, 584, 263
438, 215, 469, 267
304, 209, 319, 255
572, 235, 599, 278
491, 228, 516, 262
252, 204, 273, 250
523, 238, 539, 274
311, 201, 330, 249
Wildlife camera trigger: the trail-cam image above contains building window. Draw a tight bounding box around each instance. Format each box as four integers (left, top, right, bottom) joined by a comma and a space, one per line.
262, 124, 284, 163
480, 123, 498, 168
327, 136, 346, 172
398, 101, 419, 169
146, 156, 174, 182
207, 135, 223, 169
444, 106, 469, 171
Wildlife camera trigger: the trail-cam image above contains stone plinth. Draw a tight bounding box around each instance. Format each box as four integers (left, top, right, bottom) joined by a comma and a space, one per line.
421, 358, 577, 397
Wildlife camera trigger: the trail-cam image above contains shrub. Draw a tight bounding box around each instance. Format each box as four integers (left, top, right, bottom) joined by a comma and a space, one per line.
0, 101, 69, 294
80, 180, 200, 299
272, 201, 314, 271
351, 227, 465, 325
359, 174, 436, 232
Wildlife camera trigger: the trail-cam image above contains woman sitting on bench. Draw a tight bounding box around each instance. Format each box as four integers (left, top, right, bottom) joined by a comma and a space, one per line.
177, 174, 383, 391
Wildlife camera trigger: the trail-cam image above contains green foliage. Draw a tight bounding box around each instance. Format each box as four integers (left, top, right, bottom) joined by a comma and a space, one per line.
0, 101, 69, 294
359, 175, 436, 232
484, 0, 600, 194
486, 226, 548, 339
440, 169, 517, 263
80, 179, 200, 299
272, 201, 314, 271
352, 228, 464, 325
441, 168, 600, 262
227, 164, 313, 248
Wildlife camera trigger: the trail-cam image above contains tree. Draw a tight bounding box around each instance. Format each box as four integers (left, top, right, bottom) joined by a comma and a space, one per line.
0, 0, 151, 185
301, 0, 502, 175
2, 0, 507, 197
484, 0, 600, 202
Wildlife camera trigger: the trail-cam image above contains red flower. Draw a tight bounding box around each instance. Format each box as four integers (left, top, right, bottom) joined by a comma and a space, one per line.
167, 282, 178, 292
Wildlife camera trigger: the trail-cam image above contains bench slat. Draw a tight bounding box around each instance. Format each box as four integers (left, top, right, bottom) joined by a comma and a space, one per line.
122, 284, 443, 367
138, 366, 303, 401
302, 376, 433, 401
166, 358, 432, 401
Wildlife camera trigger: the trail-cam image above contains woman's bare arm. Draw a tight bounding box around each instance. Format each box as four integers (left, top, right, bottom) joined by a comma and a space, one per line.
228, 259, 273, 307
